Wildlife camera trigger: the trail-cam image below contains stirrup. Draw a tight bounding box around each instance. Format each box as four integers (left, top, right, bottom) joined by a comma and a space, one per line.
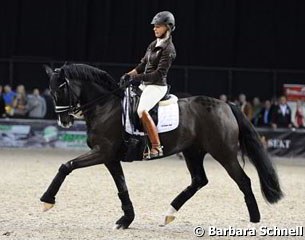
143, 145, 163, 160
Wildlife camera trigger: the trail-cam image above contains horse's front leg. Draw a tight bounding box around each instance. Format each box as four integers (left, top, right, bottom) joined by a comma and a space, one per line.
40, 145, 102, 211
105, 161, 135, 229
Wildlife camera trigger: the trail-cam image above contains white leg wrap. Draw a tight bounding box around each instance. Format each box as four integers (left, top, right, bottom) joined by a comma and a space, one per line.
161, 205, 178, 226
165, 205, 178, 216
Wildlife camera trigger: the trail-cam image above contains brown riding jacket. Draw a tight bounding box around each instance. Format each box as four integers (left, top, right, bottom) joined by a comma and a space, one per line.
133, 36, 176, 86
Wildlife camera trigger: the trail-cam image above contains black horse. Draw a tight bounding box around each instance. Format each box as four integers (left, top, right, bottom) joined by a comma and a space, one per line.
41, 63, 283, 229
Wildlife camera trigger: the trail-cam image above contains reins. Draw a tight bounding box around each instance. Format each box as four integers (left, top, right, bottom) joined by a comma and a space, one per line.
74, 84, 127, 115
57, 78, 130, 117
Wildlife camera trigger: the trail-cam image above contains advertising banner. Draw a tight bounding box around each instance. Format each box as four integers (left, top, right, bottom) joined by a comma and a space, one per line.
1, 119, 305, 158
284, 84, 305, 101
0, 119, 88, 149
257, 128, 305, 158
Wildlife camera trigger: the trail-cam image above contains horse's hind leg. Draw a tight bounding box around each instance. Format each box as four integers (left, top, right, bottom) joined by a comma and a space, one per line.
40, 146, 102, 211
217, 155, 260, 223
163, 147, 208, 225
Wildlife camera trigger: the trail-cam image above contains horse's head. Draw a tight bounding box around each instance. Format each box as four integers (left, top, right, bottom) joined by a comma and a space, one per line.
44, 65, 81, 128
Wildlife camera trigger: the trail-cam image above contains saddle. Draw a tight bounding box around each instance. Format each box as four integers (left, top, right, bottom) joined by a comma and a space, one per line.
127, 85, 171, 133
122, 85, 179, 162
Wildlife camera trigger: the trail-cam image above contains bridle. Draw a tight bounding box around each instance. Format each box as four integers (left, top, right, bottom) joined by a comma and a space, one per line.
52, 70, 130, 118
53, 76, 82, 118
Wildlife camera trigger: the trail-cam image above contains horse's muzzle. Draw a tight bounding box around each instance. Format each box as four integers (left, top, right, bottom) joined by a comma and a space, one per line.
57, 114, 74, 128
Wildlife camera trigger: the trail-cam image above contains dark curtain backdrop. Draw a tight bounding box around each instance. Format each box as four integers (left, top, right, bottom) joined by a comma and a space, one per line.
1, 0, 305, 69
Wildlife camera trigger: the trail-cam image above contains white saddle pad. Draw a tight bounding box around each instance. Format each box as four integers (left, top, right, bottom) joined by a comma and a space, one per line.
123, 92, 179, 136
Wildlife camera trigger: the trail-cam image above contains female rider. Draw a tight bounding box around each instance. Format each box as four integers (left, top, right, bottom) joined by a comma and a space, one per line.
124, 11, 176, 159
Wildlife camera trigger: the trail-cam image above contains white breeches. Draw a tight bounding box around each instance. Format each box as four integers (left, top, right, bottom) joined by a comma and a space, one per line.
137, 84, 168, 118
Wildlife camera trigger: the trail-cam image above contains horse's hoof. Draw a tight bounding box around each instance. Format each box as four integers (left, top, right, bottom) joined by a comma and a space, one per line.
113, 224, 124, 230
113, 223, 128, 230
42, 202, 54, 212
250, 218, 260, 223
113, 215, 133, 230
113, 224, 120, 230
164, 215, 176, 225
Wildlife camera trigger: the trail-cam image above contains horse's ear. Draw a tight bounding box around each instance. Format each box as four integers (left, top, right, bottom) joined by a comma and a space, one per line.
43, 65, 53, 77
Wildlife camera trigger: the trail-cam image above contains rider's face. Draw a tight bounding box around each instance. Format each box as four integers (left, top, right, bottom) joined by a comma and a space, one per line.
153, 24, 168, 38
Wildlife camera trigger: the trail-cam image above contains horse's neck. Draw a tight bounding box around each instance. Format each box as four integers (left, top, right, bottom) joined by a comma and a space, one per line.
78, 80, 122, 127
79, 81, 105, 103
83, 95, 121, 126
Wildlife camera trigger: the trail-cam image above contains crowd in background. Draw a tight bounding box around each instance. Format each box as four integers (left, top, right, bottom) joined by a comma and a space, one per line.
0, 84, 56, 119
1, 84, 304, 129
219, 93, 305, 129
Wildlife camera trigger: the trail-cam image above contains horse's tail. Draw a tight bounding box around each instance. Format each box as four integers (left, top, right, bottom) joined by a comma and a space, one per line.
229, 103, 283, 203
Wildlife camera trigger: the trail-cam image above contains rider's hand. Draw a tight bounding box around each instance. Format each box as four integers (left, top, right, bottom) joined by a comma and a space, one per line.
120, 74, 140, 87
129, 77, 141, 86
127, 69, 138, 76
120, 74, 130, 82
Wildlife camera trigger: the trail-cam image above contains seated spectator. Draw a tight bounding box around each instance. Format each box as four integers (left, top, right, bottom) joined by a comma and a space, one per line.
238, 93, 252, 120
3, 85, 16, 116
294, 100, 304, 128
42, 88, 56, 119
271, 95, 292, 129
12, 84, 28, 118
219, 94, 228, 102
251, 97, 262, 126
27, 88, 46, 118
0, 85, 6, 117
257, 100, 272, 127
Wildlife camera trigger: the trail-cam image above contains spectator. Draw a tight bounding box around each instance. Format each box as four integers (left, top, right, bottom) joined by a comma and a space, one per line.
27, 88, 47, 118
238, 93, 252, 120
271, 95, 292, 129
12, 84, 28, 118
0, 85, 6, 117
270, 96, 278, 117
233, 98, 239, 105
219, 94, 228, 102
257, 100, 272, 127
294, 100, 304, 128
42, 88, 56, 119
251, 97, 262, 126
3, 85, 16, 116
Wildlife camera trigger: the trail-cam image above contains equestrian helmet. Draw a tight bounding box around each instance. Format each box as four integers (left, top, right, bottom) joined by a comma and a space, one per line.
151, 11, 175, 31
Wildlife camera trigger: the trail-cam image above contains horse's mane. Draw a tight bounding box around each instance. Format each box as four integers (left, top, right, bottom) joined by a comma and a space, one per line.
61, 63, 119, 91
